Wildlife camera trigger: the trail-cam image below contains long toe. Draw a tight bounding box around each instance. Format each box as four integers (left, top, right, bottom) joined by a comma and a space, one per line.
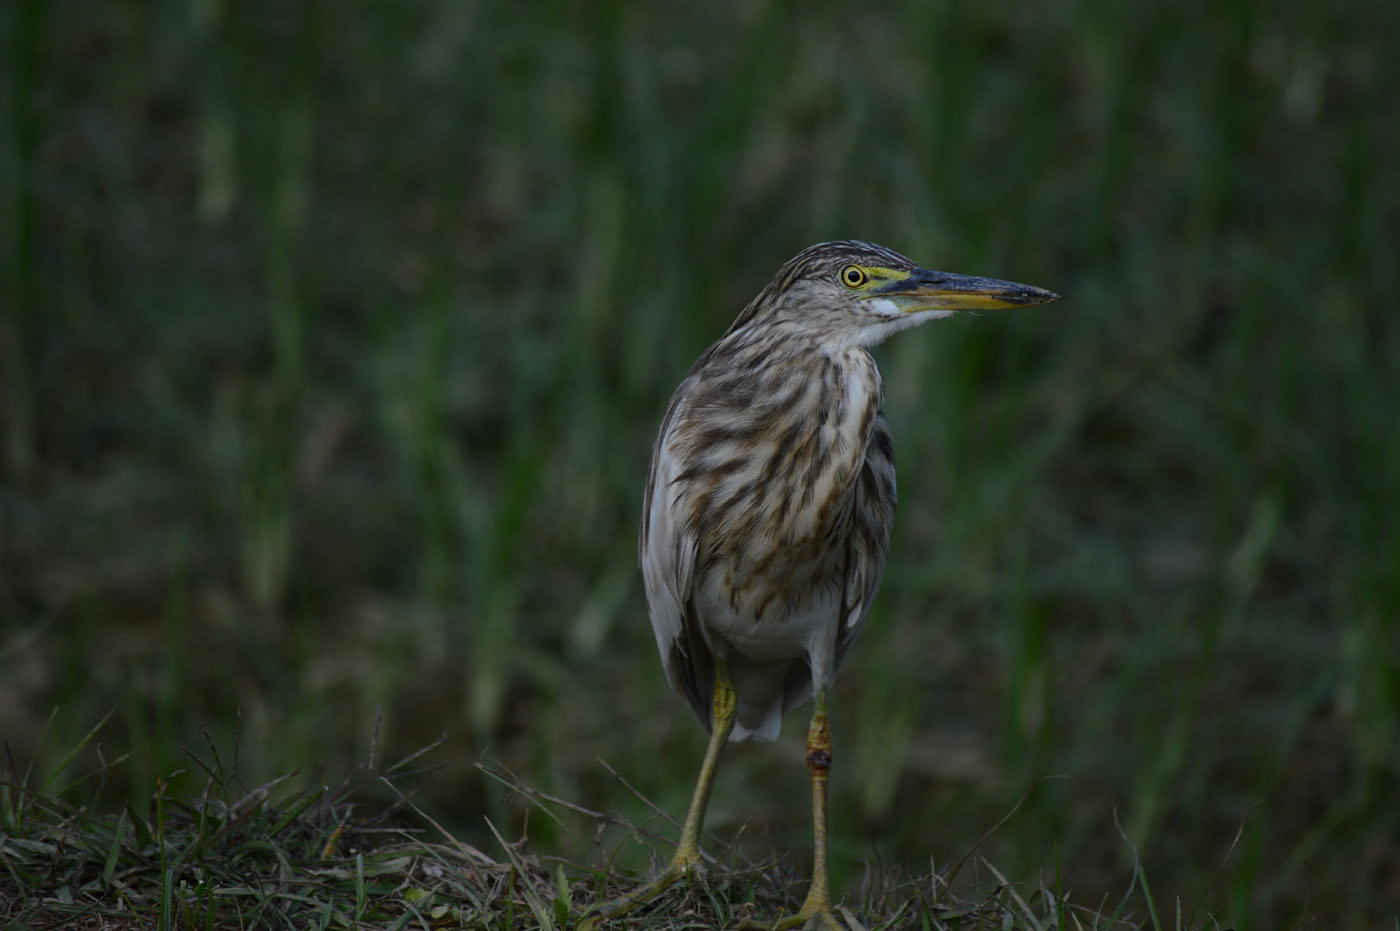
587, 858, 699, 923
769, 905, 847, 930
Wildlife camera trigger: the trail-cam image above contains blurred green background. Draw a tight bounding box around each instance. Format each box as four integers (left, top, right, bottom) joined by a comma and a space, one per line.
2, 0, 1397, 926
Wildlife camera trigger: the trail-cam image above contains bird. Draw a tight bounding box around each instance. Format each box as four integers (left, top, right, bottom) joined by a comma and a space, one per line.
608, 241, 1058, 929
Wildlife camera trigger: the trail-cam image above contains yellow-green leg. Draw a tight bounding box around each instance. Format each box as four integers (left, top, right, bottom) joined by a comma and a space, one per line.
593, 657, 737, 920
774, 688, 844, 930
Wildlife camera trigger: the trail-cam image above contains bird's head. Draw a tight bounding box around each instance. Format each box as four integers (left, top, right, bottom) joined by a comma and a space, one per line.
727, 240, 1060, 348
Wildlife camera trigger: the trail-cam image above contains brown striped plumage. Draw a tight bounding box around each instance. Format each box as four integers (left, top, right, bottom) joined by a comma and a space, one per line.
642, 242, 903, 740
613, 241, 1058, 928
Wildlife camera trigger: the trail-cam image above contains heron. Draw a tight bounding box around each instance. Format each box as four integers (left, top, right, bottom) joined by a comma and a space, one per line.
614, 240, 1058, 928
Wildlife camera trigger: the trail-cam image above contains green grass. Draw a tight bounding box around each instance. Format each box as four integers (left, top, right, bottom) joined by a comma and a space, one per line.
2, 0, 1398, 928
1, 720, 1155, 929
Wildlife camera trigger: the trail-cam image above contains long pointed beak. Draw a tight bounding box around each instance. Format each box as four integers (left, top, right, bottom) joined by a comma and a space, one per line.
877, 267, 1060, 312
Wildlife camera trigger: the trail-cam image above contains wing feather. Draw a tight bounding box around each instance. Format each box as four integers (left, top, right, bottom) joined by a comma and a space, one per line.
775, 410, 897, 716
832, 412, 897, 673
640, 379, 714, 731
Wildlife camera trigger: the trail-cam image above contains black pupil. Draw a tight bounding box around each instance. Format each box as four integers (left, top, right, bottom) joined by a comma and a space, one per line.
846, 269, 861, 283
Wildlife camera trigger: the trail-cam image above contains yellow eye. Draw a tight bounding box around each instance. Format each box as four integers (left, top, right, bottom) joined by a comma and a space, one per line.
840, 265, 867, 288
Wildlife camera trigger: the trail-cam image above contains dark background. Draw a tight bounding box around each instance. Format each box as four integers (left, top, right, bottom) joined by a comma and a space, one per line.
3, 1, 1397, 926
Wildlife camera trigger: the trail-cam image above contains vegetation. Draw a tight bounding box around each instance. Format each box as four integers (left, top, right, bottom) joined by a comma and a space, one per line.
2, 724, 1156, 929
2, 0, 1397, 927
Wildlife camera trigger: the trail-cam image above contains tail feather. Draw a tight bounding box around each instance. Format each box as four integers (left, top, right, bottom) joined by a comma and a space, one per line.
728, 656, 808, 742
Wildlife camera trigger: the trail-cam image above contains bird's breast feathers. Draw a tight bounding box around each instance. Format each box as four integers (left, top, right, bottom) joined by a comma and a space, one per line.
654, 344, 883, 624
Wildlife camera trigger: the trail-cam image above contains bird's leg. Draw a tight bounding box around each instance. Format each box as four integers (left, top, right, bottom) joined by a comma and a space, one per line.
593, 657, 737, 919
672, 655, 738, 870
774, 687, 845, 930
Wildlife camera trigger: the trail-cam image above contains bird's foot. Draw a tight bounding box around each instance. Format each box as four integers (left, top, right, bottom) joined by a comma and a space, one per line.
767, 907, 840, 929
763, 887, 847, 931
585, 850, 704, 924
